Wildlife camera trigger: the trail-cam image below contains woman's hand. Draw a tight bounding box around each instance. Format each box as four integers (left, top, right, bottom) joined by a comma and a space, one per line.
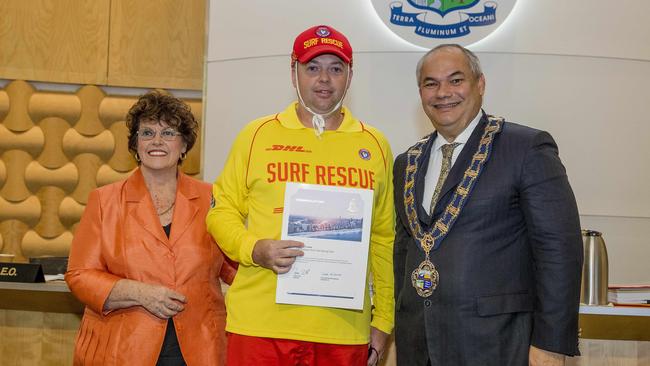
104, 279, 186, 319
138, 283, 187, 319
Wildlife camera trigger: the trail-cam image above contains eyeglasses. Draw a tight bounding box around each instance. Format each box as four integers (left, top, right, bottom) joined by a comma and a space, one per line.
137, 128, 181, 141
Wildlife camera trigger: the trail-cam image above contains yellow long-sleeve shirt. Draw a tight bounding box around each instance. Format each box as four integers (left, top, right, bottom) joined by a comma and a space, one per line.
206, 103, 394, 344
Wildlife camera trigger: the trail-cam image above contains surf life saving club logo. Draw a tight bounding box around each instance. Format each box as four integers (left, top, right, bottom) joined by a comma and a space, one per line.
371, 0, 517, 47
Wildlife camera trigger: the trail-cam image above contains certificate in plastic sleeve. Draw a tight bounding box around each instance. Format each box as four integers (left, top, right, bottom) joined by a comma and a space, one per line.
276, 182, 374, 310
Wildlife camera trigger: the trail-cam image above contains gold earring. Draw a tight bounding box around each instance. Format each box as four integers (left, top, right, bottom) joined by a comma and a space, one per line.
134, 153, 141, 162
180, 152, 187, 161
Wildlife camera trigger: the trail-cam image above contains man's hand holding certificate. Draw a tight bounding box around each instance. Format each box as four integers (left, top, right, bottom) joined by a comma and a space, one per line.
276, 183, 374, 310
252, 239, 305, 274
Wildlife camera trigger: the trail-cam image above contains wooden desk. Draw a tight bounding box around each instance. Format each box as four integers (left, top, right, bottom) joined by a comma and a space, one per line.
579, 305, 650, 341
0, 281, 84, 314
566, 305, 650, 366
2, 287, 649, 366
381, 306, 650, 366
0, 281, 82, 366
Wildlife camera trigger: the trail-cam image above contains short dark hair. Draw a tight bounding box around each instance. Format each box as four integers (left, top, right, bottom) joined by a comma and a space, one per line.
126, 91, 198, 164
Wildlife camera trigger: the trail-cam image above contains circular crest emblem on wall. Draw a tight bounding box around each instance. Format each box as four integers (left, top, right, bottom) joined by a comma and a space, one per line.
371, 0, 517, 48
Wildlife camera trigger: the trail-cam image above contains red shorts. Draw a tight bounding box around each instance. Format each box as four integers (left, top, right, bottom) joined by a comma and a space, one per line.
226, 333, 368, 366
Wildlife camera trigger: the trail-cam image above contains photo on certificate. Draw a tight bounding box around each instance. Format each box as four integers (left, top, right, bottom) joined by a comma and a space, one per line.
276, 182, 374, 310
287, 190, 364, 242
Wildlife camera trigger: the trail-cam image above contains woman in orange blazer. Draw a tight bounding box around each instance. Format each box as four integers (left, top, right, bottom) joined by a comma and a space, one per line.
65, 91, 235, 366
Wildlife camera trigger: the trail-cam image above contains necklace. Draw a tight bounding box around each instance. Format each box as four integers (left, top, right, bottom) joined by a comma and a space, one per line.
157, 202, 175, 216
404, 116, 503, 297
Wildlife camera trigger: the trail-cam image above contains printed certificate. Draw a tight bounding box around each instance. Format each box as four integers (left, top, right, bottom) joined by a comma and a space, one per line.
276, 182, 374, 310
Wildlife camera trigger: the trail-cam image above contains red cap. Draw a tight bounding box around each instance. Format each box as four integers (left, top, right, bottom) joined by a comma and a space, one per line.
292, 25, 353, 65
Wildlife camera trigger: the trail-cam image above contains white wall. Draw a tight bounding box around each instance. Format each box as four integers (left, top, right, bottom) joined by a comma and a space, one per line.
204, 1, 650, 284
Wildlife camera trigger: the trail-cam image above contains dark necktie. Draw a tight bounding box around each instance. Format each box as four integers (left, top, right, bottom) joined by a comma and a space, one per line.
429, 142, 461, 213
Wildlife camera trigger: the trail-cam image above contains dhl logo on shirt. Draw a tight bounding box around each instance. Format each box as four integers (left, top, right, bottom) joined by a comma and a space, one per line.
266, 162, 375, 190
265, 144, 312, 153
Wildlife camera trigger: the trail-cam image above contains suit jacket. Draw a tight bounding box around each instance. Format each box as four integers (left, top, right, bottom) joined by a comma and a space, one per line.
66, 169, 236, 366
393, 114, 583, 366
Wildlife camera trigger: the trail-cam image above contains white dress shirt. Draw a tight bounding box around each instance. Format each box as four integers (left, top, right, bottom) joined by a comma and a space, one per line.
422, 112, 482, 214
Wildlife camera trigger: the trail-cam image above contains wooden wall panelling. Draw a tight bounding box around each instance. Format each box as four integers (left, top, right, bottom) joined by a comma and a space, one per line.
22, 230, 73, 258
0, 0, 110, 85
0, 126, 44, 161
1, 80, 36, 132
69, 154, 104, 205
106, 121, 137, 173
0, 89, 9, 120
99, 94, 139, 173
182, 99, 202, 175
32, 187, 67, 240
0, 196, 41, 228
0, 160, 5, 188
1, 81, 203, 261
107, 0, 207, 90
0, 310, 79, 366
75, 85, 109, 135
36, 117, 73, 169
0, 150, 37, 203
0, 220, 30, 261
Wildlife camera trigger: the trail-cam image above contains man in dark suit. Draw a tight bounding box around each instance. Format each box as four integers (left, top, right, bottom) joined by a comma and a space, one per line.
393, 44, 583, 366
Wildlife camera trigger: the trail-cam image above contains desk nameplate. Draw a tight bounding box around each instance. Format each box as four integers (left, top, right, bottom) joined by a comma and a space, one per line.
0, 262, 45, 283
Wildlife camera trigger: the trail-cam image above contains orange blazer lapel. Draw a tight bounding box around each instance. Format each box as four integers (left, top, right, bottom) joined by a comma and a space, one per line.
124, 169, 169, 246
168, 172, 200, 247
